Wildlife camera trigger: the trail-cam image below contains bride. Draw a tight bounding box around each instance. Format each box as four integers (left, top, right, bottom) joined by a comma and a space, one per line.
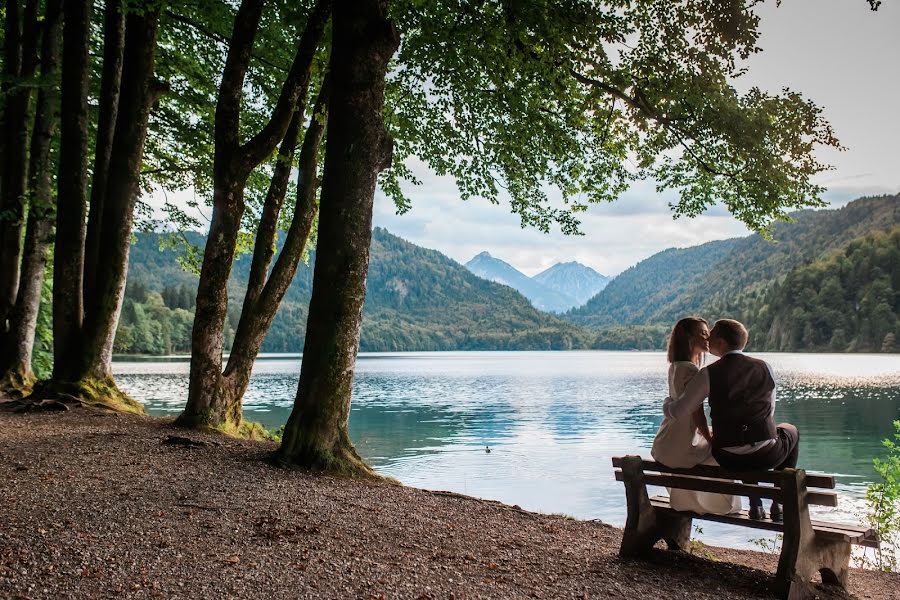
651, 316, 741, 515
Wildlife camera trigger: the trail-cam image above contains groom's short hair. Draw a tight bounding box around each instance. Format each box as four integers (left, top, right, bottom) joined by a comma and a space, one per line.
713, 319, 748, 351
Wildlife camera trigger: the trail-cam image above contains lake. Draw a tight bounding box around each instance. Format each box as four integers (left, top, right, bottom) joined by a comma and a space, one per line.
114, 351, 900, 553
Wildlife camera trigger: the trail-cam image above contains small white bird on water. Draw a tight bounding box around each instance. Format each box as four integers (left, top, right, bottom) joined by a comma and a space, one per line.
485, 445, 491, 454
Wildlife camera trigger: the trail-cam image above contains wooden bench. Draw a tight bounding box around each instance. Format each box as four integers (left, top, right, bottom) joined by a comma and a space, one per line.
612, 456, 879, 599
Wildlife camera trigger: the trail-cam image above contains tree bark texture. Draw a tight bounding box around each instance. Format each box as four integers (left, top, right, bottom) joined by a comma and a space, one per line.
79, 3, 163, 381
0, 0, 38, 336
52, 0, 91, 380
217, 86, 328, 426
180, 0, 330, 431
276, 0, 398, 474
84, 0, 125, 309
0, 0, 62, 389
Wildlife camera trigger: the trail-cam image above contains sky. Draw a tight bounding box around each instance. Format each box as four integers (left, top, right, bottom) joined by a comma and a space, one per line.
369, 0, 900, 276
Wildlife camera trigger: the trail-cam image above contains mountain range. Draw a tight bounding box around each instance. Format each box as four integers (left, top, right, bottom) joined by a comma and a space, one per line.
119, 194, 899, 354
564, 194, 899, 351
464, 252, 609, 312
120, 228, 590, 354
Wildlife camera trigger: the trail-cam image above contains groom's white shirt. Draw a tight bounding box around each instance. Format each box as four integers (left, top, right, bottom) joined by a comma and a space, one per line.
663, 349, 777, 454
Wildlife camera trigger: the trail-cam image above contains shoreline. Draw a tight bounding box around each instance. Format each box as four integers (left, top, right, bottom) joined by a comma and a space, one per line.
1, 408, 898, 599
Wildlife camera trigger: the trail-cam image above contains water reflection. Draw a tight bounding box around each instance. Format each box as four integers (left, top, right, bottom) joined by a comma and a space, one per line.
115, 351, 900, 550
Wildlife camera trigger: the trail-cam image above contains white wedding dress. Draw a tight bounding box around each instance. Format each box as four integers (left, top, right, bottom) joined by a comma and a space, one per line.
650, 361, 741, 515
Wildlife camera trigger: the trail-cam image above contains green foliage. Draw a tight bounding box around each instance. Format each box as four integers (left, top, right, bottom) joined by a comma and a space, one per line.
385, 0, 839, 235
864, 420, 900, 572
748, 534, 783, 554
591, 325, 668, 351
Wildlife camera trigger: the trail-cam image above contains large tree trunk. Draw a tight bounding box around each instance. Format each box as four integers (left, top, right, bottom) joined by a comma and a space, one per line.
0, 0, 39, 337
79, 3, 163, 385
32, 0, 159, 415
0, 0, 62, 394
51, 0, 91, 381
84, 0, 125, 308
178, 0, 330, 433
215, 86, 328, 427
276, 0, 398, 475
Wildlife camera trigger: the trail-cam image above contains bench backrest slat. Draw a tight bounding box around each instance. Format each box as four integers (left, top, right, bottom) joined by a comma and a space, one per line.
611, 457, 835, 490
613, 470, 839, 507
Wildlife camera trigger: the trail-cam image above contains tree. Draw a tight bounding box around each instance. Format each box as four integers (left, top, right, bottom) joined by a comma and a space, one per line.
275, 0, 399, 474
0, 0, 62, 393
31, 0, 165, 410
0, 0, 39, 334
175, 0, 331, 433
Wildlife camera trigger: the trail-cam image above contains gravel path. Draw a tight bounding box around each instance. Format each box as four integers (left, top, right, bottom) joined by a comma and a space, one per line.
1, 409, 897, 599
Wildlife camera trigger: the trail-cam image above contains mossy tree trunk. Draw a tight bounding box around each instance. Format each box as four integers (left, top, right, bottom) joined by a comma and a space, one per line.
51, 0, 91, 382
36, 0, 163, 413
0, 0, 62, 395
212, 85, 328, 434
78, 3, 165, 382
276, 0, 399, 475
84, 0, 125, 309
178, 0, 330, 432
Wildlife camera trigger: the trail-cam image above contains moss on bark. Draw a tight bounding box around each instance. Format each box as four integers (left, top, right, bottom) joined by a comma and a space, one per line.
0, 364, 36, 399
24, 376, 145, 414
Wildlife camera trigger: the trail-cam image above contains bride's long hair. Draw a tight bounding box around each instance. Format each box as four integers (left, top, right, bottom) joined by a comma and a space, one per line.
667, 316, 708, 366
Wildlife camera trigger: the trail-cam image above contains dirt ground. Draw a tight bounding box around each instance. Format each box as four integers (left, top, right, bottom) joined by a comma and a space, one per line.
1, 409, 897, 599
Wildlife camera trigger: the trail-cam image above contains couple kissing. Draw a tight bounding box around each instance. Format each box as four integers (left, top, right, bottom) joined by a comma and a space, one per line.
651, 318, 800, 521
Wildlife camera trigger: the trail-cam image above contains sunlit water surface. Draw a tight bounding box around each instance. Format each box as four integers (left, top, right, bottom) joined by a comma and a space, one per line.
114, 351, 900, 554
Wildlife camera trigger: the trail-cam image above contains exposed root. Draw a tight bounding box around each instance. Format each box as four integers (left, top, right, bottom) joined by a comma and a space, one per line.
13, 377, 146, 415
273, 438, 390, 482
175, 409, 275, 442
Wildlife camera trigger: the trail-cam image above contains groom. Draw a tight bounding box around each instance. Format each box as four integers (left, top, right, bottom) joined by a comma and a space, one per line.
663, 318, 800, 521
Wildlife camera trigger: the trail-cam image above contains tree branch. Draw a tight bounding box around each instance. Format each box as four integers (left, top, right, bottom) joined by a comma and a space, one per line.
163, 9, 289, 74
239, 0, 331, 169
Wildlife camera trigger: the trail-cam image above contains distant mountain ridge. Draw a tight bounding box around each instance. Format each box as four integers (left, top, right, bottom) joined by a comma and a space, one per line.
464, 252, 608, 312
119, 195, 898, 355
121, 228, 592, 353
533, 261, 610, 306
565, 195, 900, 342
464, 252, 577, 312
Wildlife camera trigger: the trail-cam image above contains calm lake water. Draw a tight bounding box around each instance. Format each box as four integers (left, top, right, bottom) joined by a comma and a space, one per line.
114, 351, 900, 552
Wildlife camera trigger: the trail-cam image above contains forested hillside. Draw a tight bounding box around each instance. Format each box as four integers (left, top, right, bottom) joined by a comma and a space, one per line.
566, 196, 900, 349
116, 228, 590, 354
742, 227, 900, 352
564, 238, 742, 328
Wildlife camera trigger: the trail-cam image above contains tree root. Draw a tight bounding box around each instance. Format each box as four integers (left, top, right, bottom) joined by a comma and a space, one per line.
272, 439, 388, 482
175, 409, 276, 442
0, 365, 36, 401
10, 377, 146, 415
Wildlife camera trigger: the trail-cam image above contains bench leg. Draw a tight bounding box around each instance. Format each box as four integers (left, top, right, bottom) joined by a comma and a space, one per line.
659, 511, 692, 552
618, 456, 693, 556
774, 469, 852, 600
776, 538, 850, 600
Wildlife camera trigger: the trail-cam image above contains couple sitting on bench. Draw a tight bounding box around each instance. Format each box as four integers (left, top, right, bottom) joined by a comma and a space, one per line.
651, 317, 799, 521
